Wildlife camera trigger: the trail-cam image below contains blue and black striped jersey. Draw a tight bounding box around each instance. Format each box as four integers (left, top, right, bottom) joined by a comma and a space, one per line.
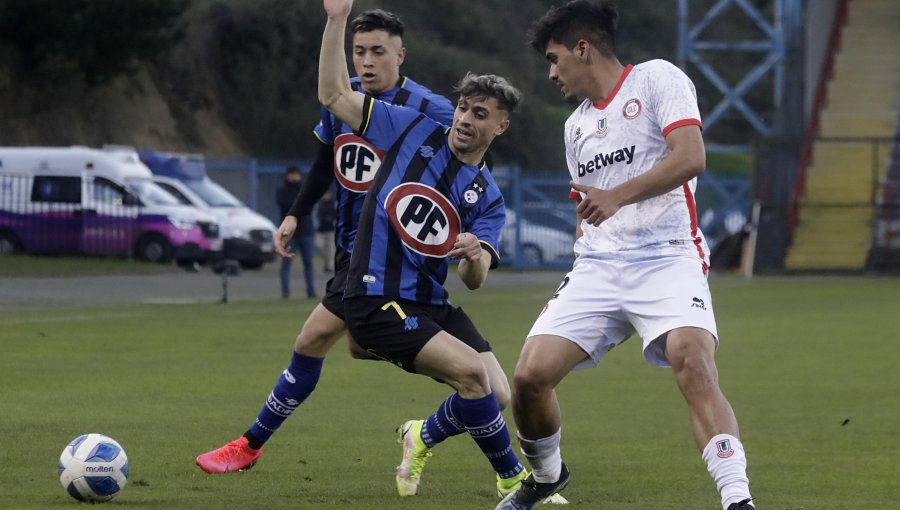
345, 96, 505, 306
313, 76, 455, 253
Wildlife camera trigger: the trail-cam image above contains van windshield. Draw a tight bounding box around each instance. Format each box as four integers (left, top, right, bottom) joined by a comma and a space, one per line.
184, 178, 243, 208
128, 180, 180, 206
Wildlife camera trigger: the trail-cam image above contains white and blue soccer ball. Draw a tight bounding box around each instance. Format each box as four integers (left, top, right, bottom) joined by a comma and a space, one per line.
58, 434, 129, 502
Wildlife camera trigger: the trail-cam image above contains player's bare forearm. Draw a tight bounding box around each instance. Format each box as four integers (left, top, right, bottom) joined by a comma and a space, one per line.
275, 216, 298, 258
608, 125, 705, 207
450, 233, 489, 289
319, 1, 365, 131
571, 125, 704, 226
457, 250, 491, 290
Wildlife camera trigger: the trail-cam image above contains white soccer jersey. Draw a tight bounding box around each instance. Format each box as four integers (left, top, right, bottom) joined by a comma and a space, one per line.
565, 59, 709, 267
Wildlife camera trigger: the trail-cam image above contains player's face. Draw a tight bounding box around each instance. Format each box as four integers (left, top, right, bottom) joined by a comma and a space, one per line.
544, 39, 585, 102
352, 30, 405, 94
449, 95, 509, 160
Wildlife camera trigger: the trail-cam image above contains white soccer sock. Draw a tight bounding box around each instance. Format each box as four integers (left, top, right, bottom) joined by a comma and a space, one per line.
702, 434, 752, 510
517, 429, 562, 483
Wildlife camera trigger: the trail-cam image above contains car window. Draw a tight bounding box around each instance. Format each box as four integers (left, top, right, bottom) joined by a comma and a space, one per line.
31, 176, 81, 204
521, 208, 574, 231
155, 182, 193, 206
91, 177, 133, 206
184, 178, 243, 208
128, 180, 180, 206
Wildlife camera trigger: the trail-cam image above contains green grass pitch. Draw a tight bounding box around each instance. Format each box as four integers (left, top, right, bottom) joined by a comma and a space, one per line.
1, 276, 898, 509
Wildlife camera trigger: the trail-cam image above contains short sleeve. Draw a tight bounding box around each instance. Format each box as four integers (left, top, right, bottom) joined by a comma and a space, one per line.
469, 195, 504, 269
356, 95, 428, 149
464, 172, 504, 269
645, 61, 702, 137
313, 105, 335, 144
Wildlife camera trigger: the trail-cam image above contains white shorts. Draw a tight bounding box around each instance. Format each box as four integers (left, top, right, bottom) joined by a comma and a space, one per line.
527, 254, 718, 369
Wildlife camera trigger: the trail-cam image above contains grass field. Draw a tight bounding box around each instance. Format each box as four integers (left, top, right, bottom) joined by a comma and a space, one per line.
1, 275, 898, 509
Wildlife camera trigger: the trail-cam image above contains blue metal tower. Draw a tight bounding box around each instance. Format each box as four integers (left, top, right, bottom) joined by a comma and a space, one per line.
677, 0, 805, 140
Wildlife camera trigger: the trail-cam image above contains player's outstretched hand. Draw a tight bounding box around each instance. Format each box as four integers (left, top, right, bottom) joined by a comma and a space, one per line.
323, 0, 352, 18
570, 181, 621, 226
275, 216, 298, 258
448, 233, 482, 261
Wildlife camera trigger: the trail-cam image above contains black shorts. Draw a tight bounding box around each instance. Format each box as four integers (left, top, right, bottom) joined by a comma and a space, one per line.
343, 296, 492, 373
320, 246, 351, 319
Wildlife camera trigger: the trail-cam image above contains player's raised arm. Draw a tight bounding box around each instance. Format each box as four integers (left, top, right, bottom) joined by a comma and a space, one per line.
319, 0, 365, 132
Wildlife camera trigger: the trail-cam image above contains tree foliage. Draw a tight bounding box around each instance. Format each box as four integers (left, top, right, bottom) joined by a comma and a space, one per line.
0, 0, 775, 167
0, 0, 188, 85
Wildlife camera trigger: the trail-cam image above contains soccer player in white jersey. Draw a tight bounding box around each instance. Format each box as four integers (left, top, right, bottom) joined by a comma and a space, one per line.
496, 1, 755, 510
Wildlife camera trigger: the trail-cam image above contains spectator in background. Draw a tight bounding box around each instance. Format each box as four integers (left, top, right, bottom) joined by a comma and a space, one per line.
315, 188, 336, 273
276, 167, 315, 299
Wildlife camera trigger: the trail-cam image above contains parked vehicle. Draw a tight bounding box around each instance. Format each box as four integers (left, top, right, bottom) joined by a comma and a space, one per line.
0, 146, 222, 264
501, 208, 575, 267
139, 151, 277, 269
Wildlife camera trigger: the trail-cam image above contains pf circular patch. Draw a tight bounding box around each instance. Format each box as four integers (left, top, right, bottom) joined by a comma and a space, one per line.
385, 183, 461, 257
333, 133, 385, 192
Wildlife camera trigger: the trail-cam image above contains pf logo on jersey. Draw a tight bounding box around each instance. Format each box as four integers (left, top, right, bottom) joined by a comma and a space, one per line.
385, 183, 461, 257
333, 133, 385, 193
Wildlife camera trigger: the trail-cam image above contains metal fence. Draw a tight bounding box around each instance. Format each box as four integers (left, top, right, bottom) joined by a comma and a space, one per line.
205, 159, 750, 270
789, 136, 900, 269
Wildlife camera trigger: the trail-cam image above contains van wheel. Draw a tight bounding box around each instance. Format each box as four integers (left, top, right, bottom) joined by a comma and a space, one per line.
521, 243, 544, 266
0, 231, 23, 255
135, 234, 174, 263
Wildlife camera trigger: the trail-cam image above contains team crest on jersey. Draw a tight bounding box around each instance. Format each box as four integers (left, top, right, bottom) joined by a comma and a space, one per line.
385, 183, 461, 257
596, 117, 608, 138
462, 176, 488, 207
333, 133, 385, 193
623, 98, 642, 120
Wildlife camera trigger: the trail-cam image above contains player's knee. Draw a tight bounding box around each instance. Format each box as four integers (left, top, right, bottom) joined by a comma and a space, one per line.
668, 337, 718, 385
294, 322, 339, 356
667, 330, 715, 366
513, 362, 552, 397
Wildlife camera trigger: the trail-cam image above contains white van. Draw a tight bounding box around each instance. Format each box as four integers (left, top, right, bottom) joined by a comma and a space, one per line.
139, 151, 276, 269
0, 146, 223, 264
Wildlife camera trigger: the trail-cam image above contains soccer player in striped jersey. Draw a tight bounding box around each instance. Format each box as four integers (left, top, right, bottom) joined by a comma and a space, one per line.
195, 8, 461, 472
497, 2, 755, 509
195, 5, 558, 502
314, 0, 568, 502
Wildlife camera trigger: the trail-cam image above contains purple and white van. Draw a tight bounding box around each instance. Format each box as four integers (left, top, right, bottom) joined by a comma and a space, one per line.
0, 146, 223, 264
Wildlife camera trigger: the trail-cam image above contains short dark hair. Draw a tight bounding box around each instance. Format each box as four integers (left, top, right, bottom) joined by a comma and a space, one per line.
455, 73, 522, 115
529, 0, 618, 57
350, 9, 404, 38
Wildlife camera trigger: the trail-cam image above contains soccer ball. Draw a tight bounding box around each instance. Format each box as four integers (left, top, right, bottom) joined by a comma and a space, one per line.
58, 434, 129, 502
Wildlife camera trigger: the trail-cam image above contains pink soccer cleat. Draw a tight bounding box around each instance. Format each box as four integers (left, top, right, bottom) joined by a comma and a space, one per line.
195, 436, 262, 474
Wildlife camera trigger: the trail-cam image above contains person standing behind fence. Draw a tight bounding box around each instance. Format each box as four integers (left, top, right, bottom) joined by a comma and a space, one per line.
315, 188, 336, 273
276, 167, 316, 299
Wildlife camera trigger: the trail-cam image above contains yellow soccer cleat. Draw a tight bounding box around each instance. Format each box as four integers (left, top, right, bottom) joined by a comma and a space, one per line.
395, 420, 432, 496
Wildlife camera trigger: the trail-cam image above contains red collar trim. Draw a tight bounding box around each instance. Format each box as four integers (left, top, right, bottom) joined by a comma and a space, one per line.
592, 64, 633, 110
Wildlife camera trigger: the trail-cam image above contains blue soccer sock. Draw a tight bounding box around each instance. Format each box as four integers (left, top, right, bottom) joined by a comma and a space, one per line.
458, 392, 525, 479
420, 393, 466, 448
245, 352, 324, 449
